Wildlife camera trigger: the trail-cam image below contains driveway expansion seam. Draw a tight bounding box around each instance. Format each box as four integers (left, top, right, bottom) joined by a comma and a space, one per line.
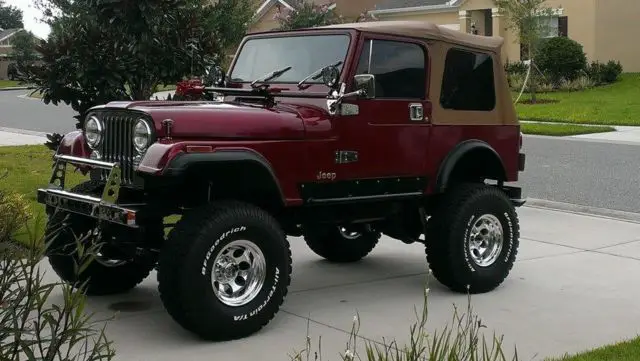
524, 236, 640, 262
280, 309, 424, 354
524, 198, 640, 224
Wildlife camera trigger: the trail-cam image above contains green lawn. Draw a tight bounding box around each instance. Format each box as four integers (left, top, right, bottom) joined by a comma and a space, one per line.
0, 145, 87, 243
0, 80, 22, 88
548, 336, 640, 361
515, 73, 640, 126
521, 122, 616, 136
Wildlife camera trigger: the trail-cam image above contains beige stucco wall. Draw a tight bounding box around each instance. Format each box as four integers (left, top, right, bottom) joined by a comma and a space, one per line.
594, 0, 640, 72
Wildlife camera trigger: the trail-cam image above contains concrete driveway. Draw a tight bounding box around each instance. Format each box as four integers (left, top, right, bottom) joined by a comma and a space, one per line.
34, 205, 640, 361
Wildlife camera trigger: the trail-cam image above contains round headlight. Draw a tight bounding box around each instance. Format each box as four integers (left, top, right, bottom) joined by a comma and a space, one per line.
133, 119, 152, 153
84, 116, 103, 149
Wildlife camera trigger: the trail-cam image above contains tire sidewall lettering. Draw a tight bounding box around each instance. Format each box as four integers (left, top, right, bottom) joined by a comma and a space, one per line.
198, 224, 284, 324
462, 214, 477, 272
233, 266, 280, 322
201, 226, 247, 276
461, 205, 516, 273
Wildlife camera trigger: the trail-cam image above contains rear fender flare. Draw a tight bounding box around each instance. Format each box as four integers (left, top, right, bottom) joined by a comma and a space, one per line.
435, 140, 506, 193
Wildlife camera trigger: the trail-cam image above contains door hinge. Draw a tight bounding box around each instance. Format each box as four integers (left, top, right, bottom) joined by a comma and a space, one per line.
335, 150, 358, 164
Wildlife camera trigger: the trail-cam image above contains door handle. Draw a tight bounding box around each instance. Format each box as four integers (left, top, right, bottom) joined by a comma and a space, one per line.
409, 103, 425, 122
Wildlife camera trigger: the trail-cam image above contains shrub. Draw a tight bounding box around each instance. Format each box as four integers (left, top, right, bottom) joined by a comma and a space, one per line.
536, 37, 587, 84
505, 60, 528, 76
586, 60, 623, 85
557, 76, 596, 91
0, 178, 30, 243
0, 172, 116, 361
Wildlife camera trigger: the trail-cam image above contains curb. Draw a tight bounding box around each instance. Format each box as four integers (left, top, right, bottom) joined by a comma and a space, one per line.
524, 198, 640, 224
0, 126, 48, 137
0, 86, 35, 91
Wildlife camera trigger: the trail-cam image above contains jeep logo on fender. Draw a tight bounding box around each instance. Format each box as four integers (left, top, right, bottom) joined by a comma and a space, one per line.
316, 171, 337, 181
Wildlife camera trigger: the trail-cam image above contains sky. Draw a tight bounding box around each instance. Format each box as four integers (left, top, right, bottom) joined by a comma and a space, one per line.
7, 0, 50, 39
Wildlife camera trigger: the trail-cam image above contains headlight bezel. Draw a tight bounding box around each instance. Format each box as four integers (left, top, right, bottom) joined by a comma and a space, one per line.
133, 118, 153, 153
84, 115, 103, 149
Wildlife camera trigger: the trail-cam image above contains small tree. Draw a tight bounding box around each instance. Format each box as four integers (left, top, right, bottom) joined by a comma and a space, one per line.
10, 31, 38, 72
494, 0, 555, 103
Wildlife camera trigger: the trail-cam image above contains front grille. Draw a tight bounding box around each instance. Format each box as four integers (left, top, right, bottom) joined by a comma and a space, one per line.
96, 110, 141, 186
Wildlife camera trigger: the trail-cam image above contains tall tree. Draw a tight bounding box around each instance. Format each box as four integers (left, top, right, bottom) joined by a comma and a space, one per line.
22, 0, 253, 135
0, 0, 23, 29
494, 0, 554, 103
10, 31, 38, 64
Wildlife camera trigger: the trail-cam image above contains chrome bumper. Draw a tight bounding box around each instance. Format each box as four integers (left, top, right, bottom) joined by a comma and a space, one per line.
36, 154, 139, 228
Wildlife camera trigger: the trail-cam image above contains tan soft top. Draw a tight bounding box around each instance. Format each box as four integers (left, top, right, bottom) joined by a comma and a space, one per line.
316, 20, 503, 52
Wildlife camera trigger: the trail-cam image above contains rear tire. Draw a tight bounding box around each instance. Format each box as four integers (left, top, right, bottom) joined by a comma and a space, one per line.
425, 183, 520, 294
45, 181, 161, 296
157, 201, 292, 341
303, 225, 380, 263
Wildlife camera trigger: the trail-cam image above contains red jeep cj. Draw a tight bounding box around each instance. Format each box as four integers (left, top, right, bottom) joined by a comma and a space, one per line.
37, 20, 526, 341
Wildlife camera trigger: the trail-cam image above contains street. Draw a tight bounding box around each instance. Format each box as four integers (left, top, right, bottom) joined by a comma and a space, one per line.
1, 89, 639, 214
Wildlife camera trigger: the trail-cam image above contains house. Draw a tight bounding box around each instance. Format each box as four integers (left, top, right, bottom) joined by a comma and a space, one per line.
366, 0, 640, 72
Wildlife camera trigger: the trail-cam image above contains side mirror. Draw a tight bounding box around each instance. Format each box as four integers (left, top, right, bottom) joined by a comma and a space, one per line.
353, 74, 375, 99
204, 65, 226, 87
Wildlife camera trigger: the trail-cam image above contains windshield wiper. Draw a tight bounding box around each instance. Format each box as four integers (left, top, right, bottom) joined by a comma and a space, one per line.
297, 61, 343, 89
250, 66, 293, 88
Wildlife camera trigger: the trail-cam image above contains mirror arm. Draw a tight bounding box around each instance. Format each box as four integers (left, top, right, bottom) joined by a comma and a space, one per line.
329, 89, 365, 113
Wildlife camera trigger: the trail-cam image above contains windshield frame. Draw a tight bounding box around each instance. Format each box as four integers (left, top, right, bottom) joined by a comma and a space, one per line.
227, 30, 354, 87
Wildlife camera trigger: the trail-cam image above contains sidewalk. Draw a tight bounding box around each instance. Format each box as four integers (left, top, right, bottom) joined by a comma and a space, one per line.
32, 205, 640, 361
0, 127, 46, 146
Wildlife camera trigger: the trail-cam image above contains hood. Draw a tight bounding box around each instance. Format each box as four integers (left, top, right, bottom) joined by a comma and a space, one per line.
96, 100, 332, 140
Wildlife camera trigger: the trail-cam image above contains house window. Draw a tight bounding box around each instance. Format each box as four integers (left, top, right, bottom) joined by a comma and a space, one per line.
440, 48, 496, 111
539, 15, 568, 38
354, 39, 427, 99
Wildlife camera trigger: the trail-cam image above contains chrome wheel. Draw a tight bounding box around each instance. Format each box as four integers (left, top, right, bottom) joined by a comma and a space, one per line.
338, 226, 361, 239
88, 227, 130, 268
211, 239, 266, 307
467, 214, 503, 267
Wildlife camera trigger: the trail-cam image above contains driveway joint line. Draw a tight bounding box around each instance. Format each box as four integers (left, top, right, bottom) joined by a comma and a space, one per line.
280, 309, 411, 354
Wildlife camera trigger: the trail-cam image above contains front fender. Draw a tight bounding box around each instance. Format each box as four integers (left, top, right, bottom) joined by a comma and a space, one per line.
136, 143, 286, 206
55, 130, 91, 159
54, 131, 93, 175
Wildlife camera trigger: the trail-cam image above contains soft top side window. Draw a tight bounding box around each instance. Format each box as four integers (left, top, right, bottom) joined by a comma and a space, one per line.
354, 38, 427, 99
440, 48, 496, 111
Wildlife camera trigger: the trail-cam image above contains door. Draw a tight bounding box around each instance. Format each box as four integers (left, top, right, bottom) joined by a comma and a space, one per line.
334, 36, 432, 185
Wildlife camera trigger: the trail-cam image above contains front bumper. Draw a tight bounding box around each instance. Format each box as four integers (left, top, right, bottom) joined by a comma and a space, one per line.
36, 154, 139, 228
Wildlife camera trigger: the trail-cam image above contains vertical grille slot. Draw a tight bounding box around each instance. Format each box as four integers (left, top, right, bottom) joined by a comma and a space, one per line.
97, 111, 142, 187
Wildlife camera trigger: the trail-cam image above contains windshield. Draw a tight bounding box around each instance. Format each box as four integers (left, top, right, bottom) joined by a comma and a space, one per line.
230, 34, 351, 84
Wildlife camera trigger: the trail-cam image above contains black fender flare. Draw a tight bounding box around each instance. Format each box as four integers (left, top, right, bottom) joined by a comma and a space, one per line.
163, 149, 286, 205
434, 140, 506, 193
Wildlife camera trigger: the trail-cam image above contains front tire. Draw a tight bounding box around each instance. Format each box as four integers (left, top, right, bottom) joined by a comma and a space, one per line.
157, 201, 292, 341
425, 183, 520, 294
45, 181, 161, 296
303, 224, 380, 263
